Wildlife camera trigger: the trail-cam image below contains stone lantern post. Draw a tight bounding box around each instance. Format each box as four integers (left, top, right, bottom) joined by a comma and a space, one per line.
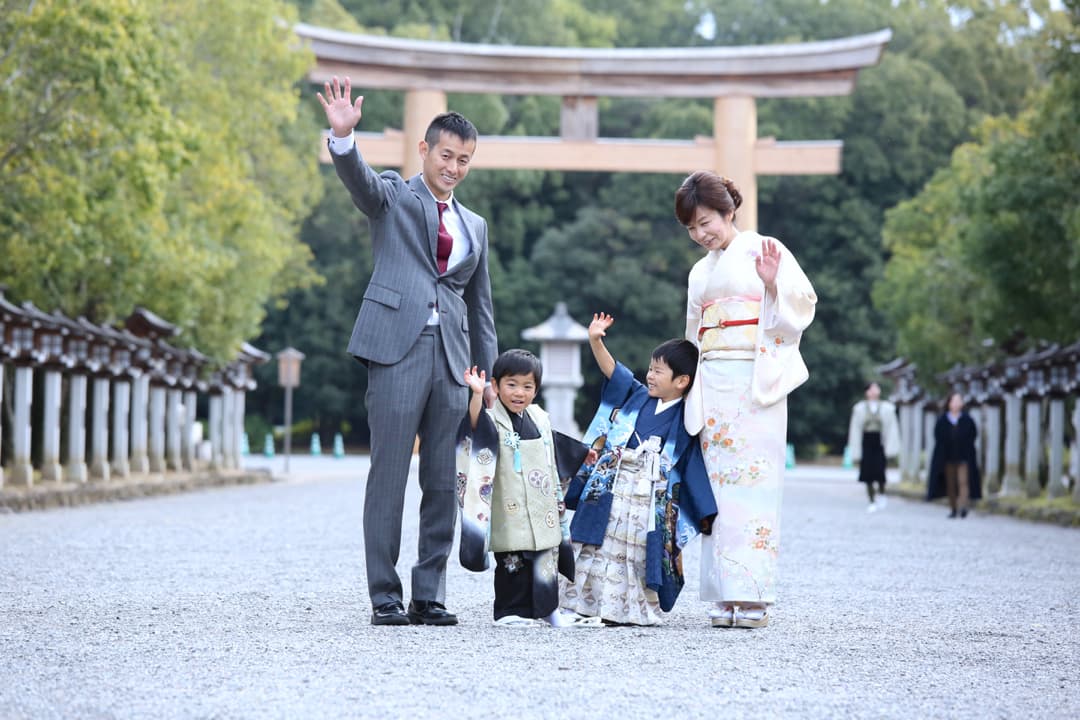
0, 288, 31, 487
22, 302, 72, 483
521, 302, 590, 436
1019, 347, 1053, 498
979, 366, 1005, 495
124, 307, 180, 476
82, 318, 117, 482
1066, 341, 1080, 503
100, 324, 139, 480
999, 356, 1026, 496
58, 315, 96, 484
1045, 346, 1071, 499
164, 350, 185, 472
4, 296, 45, 486
179, 349, 208, 472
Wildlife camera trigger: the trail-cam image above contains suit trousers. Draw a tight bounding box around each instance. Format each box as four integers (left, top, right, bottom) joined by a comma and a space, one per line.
363, 325, 466, 607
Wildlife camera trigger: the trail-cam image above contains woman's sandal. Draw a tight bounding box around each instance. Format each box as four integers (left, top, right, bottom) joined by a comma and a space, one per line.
732, 605, 769, 628
709, 604, 734, 628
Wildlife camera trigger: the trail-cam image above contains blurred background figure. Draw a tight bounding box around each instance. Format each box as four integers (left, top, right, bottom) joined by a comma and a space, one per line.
847, 382, 900, 513
927, 392, 982, 518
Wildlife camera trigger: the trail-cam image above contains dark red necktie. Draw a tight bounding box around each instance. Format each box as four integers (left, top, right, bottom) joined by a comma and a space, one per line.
435, 201, 453, 274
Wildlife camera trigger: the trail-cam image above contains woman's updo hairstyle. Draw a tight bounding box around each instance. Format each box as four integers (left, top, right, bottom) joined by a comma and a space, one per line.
674, 171, 743, 226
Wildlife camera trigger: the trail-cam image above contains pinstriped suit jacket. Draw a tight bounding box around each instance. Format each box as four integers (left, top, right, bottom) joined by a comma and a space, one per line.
331, 145, 498, 381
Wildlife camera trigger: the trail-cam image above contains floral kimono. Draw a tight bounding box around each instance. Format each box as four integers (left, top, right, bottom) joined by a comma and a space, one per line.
684, 229, 816, 605
562, 363, 716, 623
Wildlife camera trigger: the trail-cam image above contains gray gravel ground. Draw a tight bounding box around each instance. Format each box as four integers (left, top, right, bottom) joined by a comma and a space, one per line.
1, 455, 1077, 719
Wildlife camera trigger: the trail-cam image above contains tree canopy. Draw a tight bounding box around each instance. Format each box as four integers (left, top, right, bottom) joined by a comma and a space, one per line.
0, 0, 322, 360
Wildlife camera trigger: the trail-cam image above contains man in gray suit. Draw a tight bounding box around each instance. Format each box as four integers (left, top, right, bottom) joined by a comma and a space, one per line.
318, 76, 498, 626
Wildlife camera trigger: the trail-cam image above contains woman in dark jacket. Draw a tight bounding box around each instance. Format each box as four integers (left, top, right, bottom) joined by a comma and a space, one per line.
927, 392, 982, 518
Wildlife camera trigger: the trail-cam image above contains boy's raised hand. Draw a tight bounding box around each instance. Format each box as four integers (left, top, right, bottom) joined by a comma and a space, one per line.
589, 312, 614, 340
463, 366, 487, 394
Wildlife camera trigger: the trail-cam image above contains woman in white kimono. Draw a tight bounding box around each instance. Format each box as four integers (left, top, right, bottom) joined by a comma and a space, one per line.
675, 171, 817, 629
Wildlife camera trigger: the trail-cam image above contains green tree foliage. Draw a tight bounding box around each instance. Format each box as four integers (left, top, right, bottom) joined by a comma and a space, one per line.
0, 0, 321, 360
878, 0, 1079, 380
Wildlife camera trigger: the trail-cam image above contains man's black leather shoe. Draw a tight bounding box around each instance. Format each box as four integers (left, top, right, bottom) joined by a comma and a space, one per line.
407, 600, 458, 626
371, 601, 410, 626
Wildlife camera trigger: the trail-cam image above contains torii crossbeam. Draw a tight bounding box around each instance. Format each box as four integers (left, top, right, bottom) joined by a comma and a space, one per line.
296, 24, 891, 230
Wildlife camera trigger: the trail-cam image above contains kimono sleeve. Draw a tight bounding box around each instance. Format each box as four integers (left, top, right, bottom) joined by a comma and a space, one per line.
579, 362, 641, 451
752, 238, 817, 407
847, 403, 865, 463
673, 439, 717, 542
455, 410, 499, 572
552, 431, 590, 488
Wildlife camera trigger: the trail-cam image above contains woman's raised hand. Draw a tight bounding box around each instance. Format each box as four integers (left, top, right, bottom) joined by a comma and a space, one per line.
316, 76, 365, 139
589, 312, 614, 340
755, 238, 781, 294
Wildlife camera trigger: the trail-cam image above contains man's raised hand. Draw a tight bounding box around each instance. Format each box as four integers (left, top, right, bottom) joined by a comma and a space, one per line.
316, 76, 364, 139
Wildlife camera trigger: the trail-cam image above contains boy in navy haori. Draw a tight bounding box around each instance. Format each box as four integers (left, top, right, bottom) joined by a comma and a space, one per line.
561, 313, 717, 625
456, 349, 593, 627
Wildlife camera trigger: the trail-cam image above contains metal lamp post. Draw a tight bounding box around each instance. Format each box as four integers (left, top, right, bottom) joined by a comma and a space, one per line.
276, 347, 305, 474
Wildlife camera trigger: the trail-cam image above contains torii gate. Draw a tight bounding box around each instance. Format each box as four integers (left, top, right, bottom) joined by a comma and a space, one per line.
296, 24, 891, 230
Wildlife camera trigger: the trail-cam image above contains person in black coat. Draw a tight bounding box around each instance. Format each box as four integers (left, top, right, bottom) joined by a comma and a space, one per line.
927, 392, 982, 518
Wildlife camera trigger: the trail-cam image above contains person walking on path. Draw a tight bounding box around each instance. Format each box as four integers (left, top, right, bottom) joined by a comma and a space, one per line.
676, 171, 816, 629
847, 382, 901, 512
927, 392, 982, 518
317, 76, 498, 627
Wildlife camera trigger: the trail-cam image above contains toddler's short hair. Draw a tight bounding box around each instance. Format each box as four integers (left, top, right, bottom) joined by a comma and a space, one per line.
492, 348, 543, 386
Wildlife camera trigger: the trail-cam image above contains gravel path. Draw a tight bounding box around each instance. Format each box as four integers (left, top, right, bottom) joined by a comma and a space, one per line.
1, 456, 1077, 719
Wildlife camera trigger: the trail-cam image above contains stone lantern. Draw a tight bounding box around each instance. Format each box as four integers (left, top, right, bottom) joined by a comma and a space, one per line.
3, 297, 45, 486
521, 302, 590, 436
124, 307, 180, 477
977, 362, 1006, 494
1044, 345, 1073, 499
47, 312, 97, 484
1019, 345, 1056, 498
0, 287, 40, 487
179, 348, 209, 471
1061, 340, 1080, 502
999, 352, 1028, 496
106, 324, 143, 480
21, 302, 71, 483
80, 318, 118, 482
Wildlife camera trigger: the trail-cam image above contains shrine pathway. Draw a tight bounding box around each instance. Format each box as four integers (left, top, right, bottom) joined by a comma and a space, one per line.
2, 456, 1077, 719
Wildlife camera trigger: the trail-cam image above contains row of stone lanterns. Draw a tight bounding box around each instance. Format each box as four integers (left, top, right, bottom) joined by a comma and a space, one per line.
0, 287, 267, 489
880, 340, 1080, 503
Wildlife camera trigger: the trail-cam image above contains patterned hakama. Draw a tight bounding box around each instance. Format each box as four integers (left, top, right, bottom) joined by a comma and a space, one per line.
563, 442, 664, 625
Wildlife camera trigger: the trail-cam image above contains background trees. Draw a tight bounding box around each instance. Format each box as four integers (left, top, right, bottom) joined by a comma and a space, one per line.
0, 0, 321, 360
4, 1, 1070, 455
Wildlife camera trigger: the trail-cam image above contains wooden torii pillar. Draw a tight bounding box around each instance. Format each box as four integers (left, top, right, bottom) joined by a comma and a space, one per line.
297, 25, 891, 231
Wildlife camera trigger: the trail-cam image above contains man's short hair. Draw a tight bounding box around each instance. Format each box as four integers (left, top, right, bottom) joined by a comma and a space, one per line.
425, 111, 477, 146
